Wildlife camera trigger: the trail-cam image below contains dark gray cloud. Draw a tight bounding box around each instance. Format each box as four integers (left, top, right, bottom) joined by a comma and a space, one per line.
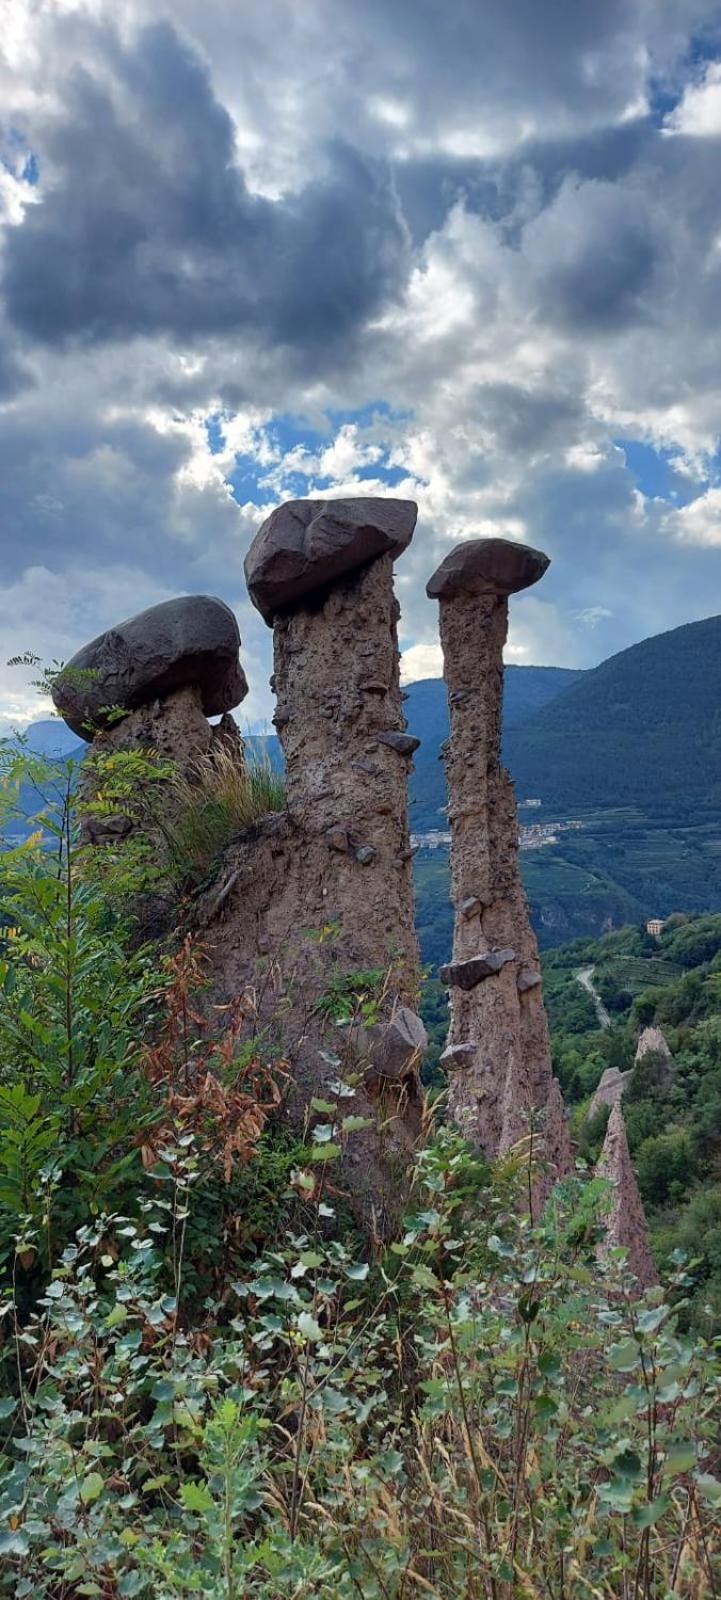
3, 21, 407, 359
523, 179, 662, 332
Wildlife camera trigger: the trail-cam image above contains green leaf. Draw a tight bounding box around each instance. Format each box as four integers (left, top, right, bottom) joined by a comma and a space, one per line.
341, 1115, 374, 1132
0, 1396, 17, 1419
105, 1302, 129, 1329
79, 1471, 104, 1505
664, 1440, 696, 1475
296, 1311, 324, 1342
0, 1530, 29, 1556
345, 1262, 370, 1281
607, 1338, 641, 1372
307, 1142, 340, 1163
635, 1305, 669, 1335
411, 1264, 439, 1290
180, 1480, 215, 1514
599, 1477, 635, 1513
695, 1473, 721, 1507
632, 1496, 670, 1529
607, 1445, 643, 1482
151, 1379, 175, 1402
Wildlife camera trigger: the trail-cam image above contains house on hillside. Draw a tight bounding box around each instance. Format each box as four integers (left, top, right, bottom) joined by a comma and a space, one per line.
646, 917, 665, 938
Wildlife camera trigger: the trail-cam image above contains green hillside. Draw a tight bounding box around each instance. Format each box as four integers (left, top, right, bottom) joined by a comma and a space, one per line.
505, 614, 721, 816
414, 616, 721, 951
543, 913, 721, 1332
406, 665, 582, 831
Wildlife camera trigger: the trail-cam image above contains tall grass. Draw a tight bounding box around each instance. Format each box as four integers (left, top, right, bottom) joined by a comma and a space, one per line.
162, 747, 285, 889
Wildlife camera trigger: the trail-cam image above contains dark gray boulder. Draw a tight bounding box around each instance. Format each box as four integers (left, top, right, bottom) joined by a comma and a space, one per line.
347, 1004, 427, 1083
245, 497, 418, 623
52, 595, 247, 739
440, 950, 516, 990
426, 537, 549, 600
375, 731, 420, 756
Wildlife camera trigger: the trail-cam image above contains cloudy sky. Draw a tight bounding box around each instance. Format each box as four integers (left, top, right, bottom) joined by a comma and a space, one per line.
3, 0, 721, 730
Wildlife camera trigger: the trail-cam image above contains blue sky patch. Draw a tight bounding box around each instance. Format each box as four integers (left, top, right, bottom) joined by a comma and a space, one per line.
616, 438, 704, 505
218, 404, 415, 507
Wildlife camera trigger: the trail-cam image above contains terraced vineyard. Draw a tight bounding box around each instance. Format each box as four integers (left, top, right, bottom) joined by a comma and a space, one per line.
596, 955, 683, 993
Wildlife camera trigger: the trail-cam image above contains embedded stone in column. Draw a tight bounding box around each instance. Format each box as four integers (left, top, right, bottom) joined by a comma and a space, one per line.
426, 537, 571, 1194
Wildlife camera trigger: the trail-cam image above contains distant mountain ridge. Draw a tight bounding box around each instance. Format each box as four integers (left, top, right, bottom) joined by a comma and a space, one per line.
9, 618, 721, 951
405, 666, 583, 831
1, 720, 80, 758
504, 614, 721, 816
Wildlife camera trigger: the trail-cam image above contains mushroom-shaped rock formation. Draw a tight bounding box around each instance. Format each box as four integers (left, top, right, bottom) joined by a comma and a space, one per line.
52, 596, 247, 739
426, 537, 549, 602
198, 497, 424, 1234
426, 537, 570, 1201
596, 1104, 658, 1289
244, 497, 417, 623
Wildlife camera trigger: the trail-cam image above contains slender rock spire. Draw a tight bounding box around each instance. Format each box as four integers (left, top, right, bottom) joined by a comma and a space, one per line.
426, 538, 571, 1200
596, 1103, 658, 1289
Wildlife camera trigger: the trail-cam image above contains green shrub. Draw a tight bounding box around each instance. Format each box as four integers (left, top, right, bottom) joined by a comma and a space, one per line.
0, 1135, 719, 1598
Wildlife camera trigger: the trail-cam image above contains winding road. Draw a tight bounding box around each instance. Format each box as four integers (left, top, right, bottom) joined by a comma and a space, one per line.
576, 965, 611, 1029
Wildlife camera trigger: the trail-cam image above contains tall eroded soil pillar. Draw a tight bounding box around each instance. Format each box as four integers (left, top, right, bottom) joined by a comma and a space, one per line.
596, 1104, 657, 1289
426, 539, 570, 1189
245, 498, 420, 998
243, 498, 426, 1223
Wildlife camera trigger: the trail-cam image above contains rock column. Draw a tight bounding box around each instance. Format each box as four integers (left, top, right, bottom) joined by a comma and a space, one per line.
271, 551, 418, 994
426, 539, 571, 1192
596, 1104, 657, 1289
239, 497, 426, 1227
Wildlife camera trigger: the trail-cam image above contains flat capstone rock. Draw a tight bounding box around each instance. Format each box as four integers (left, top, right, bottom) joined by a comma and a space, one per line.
245, 497, 418, 624
376, 731, 420, 756
426, 538, 549, 601
52, 595, 247, 740
439, 949, 516, 990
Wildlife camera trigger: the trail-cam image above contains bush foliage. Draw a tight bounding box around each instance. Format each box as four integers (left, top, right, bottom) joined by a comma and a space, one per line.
0, 740, 720, 1596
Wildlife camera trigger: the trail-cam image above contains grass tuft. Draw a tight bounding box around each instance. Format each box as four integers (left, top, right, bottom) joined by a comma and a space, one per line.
163, 746, 285, 889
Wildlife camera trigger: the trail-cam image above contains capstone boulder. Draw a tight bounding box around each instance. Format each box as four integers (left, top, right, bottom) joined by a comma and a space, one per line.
426, 537, 549, 601
244, 497, 417, 623
52, 595, 247, 739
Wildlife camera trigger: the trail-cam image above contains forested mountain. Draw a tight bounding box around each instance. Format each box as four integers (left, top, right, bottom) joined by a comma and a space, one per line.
11, 617, 721, 948
413, 614, 721, 950
504, 614, 721, 816
405, 666, 582, 831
